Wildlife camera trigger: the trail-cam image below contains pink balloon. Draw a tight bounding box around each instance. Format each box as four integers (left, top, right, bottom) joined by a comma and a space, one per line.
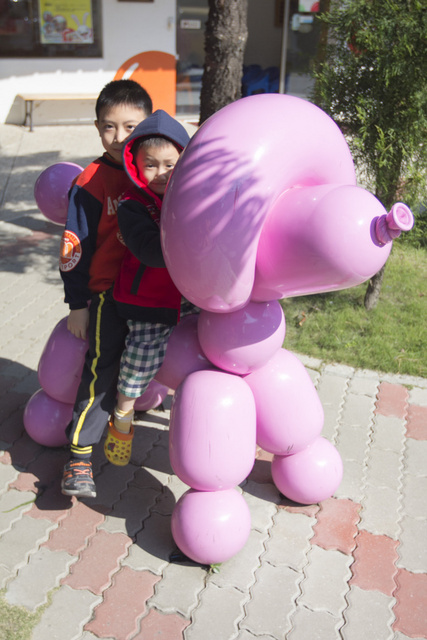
171, 488, 251, 565
271, 437, 343, 504
161, 94, 356, 312
169, 370, 256, 490
252, 184, 395, 301
24, 389, 71, 447
197, 300, 285, 375
155, 314, 215, 390
34, 162, 83, 225
38, 317, 88, 405
245, 348, 324, 455
133, 379, 169, 411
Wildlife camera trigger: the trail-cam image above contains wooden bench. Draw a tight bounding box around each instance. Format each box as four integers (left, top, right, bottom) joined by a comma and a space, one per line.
18, 93, 99, 131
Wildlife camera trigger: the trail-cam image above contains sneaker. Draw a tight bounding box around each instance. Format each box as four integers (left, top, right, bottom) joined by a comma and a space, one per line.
61, 460, 96, 498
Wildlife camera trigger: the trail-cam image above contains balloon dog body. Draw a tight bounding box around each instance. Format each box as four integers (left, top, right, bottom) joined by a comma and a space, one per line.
155, 94, 413, 565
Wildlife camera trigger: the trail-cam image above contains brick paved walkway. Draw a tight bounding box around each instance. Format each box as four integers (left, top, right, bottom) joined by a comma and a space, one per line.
0, 124, 426, 640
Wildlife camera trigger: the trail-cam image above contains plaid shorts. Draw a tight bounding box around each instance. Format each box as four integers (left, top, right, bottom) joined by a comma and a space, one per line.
117, 300, 199, 399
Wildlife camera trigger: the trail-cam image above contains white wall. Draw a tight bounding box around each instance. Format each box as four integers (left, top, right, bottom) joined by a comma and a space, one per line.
0, 0, 176, 125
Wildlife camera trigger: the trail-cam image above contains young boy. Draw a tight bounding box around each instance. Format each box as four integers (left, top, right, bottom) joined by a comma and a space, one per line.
60, 79, 152, 498
102, 109, 198, 465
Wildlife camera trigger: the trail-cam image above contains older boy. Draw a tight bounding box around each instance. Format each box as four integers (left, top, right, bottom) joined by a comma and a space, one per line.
60, 79, 152, 498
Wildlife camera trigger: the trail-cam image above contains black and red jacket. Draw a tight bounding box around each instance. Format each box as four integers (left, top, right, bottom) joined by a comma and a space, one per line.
114, 110, 190, 324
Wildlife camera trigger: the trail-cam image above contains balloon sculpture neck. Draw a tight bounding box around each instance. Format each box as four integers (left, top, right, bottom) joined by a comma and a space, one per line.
375, 202, 414, 245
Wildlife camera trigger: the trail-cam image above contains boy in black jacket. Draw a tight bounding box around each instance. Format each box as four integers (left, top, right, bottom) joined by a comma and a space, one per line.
60, 80, 152, 498
104, 110, 197, 465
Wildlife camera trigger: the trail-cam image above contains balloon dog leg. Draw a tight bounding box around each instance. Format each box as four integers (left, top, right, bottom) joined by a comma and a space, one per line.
168, 370, 256, 564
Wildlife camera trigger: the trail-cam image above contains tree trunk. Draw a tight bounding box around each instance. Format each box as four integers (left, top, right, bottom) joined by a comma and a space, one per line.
199, 0, 248, 125
364, 265, 385, 310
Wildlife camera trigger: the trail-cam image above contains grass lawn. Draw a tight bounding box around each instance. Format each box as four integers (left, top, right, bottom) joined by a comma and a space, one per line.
281, 243, 427, 378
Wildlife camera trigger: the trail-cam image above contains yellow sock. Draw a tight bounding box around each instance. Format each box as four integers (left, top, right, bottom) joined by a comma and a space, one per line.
113, 408, 134, 434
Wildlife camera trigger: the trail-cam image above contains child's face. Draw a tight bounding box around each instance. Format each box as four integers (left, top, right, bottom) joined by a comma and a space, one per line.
95, 104, 147, 164
135, 142, 180, 196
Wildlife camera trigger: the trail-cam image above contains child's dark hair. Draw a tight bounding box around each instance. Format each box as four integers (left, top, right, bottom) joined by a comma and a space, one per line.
132, 136, 183, 162
96, 80, 153, 120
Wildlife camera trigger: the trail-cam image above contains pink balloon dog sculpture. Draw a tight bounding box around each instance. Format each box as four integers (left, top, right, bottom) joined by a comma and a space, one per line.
153, 94, 414, 565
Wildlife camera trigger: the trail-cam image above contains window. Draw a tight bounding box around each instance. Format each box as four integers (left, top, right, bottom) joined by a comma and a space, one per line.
0, 0, 102, 57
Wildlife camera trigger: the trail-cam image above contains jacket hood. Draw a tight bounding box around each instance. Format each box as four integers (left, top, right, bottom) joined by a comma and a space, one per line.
122, 109, 190, 193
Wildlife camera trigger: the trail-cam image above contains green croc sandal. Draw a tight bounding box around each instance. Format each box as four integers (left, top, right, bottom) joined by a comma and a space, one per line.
104, 420, 134, 466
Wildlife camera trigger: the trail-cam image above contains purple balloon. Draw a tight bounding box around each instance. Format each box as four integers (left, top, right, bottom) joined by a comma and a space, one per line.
155, 314, 215, 390
244, 348, 324, 455
169, 370, 256, 490
34, 162, 83, 225
133, 379, 169, 411
271, 436, 343, 505
38, 317, 88, 405
171, 488, 251, 565
197, 300, 285, 375
24, 389, 71, 447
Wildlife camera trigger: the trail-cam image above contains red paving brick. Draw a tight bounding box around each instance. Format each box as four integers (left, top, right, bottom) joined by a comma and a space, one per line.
375, 382, 408, 419
62, 529, 132, 594
405, 405, 427, 440
350, 530, 399, 595
84, 566, 161, 640
42, 500, 105, 554
312, 498, 361, 554
133, 607, 190, 640
278, 497, 320, 517
26, 483, 73, 523
393, 568, 427, 638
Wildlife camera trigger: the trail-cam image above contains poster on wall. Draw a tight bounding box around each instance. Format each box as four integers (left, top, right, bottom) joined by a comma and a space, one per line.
298, 0, 319, 11
39, 0, 94, 43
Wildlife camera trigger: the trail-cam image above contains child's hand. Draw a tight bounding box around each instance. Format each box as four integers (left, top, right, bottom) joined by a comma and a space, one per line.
67, 308, 89, 340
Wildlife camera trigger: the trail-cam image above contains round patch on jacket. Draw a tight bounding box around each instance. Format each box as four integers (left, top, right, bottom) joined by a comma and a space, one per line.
59, 230, 82, 271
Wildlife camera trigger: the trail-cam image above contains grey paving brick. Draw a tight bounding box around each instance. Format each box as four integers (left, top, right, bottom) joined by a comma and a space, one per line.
99, 485, 159, 536
185, 583, 246, 640
408, 387, 427, 406
359, 485, 401, 538
263, 509, 315, 571
151, 475, 188, 516
0, 488, 37, 534
0, 515, 54, 587
401, 474, 427, 519
90, 462, 136, 508
122, 512, 174, 575
5, 547, 76, 611
150, 561, 206, 617
335, 424, 370, 465
340, 392, 375, 430
323, 363, 355, 378
394, 633, 426, 640
365, 448, 403, 491
397, 515, 427, 572
298, 546, 352, 616
348, 375, 379, 397
371, 415, 407, 453
341, 585, 394, 640
404, 439, 427, 477
31, 585, 101, 640
287, 606, 343, 639
234, 631, 274, 640
243, 481, 280, 533
333, 459, 365, 503
210, 529, 267, 591
0, 462, 19, 492
242, 562, 300, 638
316, 372, 348, 442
